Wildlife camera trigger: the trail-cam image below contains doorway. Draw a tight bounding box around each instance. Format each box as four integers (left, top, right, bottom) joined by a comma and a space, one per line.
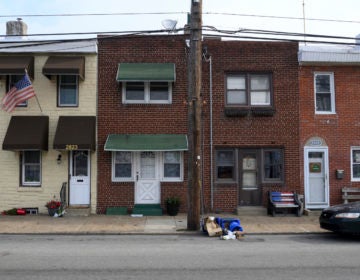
304, 147, 329, 209
134, 152, 161, 204
239, 151, 261, 206
69, 150, 90, 206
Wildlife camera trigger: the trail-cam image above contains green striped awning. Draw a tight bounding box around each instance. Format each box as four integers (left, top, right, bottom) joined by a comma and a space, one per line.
104, 134, 188, 151
116, 63, 176, 82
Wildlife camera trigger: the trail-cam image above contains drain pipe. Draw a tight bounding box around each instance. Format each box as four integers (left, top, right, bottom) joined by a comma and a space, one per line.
204, 55, 213, 210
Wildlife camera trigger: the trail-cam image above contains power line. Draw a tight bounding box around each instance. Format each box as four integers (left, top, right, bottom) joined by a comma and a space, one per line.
204, 12, 360, 25
1, 26, 358, 50
1, 11, 359, 25
0, 12, 187, 18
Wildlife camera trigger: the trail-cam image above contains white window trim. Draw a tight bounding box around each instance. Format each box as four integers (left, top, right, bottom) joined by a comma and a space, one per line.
351, 147, 360, 182
161, 151, 183, 182
58, 75, 79, 107
111, 151, 134, 182
122, 82, 172, 104
22, 151, 41, 186
314, 72, 336, 114
111, 151, 183, 182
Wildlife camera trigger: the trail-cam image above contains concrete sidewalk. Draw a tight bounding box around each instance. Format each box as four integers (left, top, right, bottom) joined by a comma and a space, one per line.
0, 213, 327, 235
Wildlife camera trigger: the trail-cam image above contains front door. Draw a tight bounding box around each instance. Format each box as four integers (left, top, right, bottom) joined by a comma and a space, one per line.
135, 152, 160, 204
69, 150, 90, 206
239, 151, 261, 206
304, 147, 329, 209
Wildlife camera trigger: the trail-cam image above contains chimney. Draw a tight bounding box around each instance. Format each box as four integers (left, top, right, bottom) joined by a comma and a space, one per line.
6, 18, 28, 36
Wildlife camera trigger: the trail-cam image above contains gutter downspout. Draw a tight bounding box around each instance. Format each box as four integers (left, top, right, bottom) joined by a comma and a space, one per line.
207, 56, 213, 210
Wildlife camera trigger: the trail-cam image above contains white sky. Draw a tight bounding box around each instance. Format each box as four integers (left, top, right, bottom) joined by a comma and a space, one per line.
0, 0, 359, 43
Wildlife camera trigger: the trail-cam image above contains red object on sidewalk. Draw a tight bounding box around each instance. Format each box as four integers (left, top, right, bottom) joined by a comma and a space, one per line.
16, 209, 26, 215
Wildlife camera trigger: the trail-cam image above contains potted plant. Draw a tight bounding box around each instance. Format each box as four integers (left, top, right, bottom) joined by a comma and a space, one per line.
165, 196, 180, 216
45, 199, 63, 217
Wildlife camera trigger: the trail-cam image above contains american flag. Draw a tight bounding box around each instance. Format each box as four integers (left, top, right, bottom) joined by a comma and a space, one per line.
1, 73, 35, 113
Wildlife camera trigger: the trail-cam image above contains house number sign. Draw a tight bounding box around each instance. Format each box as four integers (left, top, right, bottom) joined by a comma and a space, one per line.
65, 144, 79, 150
309, 139, 322, 146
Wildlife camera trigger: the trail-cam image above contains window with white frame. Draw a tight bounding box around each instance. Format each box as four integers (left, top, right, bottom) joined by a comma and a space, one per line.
351, 147, 360, 181
163, 151, 182, 181
122, 82, 172, 104
22, 151, 41, 186
7, 75, 27, 107
226, 74, 272, 107
112, 151, 133, 181
111, 151, 183, 182
58, 75, 78, 107
314, 73, 335, 113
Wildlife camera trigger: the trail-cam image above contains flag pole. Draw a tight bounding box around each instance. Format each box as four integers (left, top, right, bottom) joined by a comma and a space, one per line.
34, 94, 43, 113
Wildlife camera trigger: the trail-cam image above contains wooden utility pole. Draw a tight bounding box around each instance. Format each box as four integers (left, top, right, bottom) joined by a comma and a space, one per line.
187, 0, 202, 230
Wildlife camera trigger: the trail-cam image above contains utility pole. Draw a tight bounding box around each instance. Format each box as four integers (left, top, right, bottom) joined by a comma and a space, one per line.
187, 0, 202, 230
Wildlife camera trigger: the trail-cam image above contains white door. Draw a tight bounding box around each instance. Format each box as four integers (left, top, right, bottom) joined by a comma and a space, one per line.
135, 152, 160, 204
70, 150, 90, 205
304, 147, 329, 209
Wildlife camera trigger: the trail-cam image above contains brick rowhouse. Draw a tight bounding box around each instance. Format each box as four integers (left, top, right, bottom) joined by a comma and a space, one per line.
97, 34, 300, 214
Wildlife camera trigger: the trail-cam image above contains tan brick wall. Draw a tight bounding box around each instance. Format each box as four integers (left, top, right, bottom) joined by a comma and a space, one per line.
0, 54, 98, 214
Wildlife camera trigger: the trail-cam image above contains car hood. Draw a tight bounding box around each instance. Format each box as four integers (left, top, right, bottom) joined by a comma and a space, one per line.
324, 201, 360, 212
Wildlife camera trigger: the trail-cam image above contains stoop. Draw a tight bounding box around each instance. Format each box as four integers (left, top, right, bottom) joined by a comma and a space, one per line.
65, 207, 91, 217
237, 206, 267, 216
303, 209, 322, 217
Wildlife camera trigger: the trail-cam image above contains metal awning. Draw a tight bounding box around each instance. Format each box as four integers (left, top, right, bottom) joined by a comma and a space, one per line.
42, 56, 85, 80
2, 116, 49, 151
53, 116, 96, 151
104, 134, 188, 151
0, 56, 34, 79
116, 63, 176, 82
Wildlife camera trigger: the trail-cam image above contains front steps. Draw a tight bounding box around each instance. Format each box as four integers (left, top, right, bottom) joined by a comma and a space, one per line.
65, 207, 91, 217
237, 206, 267, 216
132, 204, 163, 216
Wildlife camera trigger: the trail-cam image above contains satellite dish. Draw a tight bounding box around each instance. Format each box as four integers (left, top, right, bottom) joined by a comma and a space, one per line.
161, 19, 178, 32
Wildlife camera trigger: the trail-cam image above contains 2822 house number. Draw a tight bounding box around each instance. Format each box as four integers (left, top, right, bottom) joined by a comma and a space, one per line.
65, 144, 79, 150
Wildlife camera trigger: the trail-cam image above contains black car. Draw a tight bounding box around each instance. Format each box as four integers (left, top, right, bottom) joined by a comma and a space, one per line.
319, 201, 360, 235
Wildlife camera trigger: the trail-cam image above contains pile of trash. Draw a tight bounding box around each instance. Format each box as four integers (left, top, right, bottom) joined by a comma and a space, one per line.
202, 216, 244, 240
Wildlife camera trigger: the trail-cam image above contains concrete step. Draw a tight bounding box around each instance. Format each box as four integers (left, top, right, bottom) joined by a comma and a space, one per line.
65, 207, 91, 217
132, 204, 163, 216
304, 209, 322, 217
237, 206, 267, 216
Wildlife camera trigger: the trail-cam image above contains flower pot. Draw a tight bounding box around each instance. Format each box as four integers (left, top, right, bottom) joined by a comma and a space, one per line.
166, 203, 180, 216
47, 207, 60, 217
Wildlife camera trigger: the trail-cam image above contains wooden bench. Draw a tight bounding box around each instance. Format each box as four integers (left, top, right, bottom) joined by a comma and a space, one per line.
268, 191, 302, 217
342, 187, 360, 204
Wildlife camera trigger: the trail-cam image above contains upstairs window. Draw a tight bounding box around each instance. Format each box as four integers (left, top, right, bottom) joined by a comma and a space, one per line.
58, 75, 78, 107
314, 73, 335, 114
226, 74, 272, 107
7, 75, 27, 107
122, 81, 172, 104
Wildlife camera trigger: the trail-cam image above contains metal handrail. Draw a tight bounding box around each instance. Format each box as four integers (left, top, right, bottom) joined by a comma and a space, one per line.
60, 182, 67, 208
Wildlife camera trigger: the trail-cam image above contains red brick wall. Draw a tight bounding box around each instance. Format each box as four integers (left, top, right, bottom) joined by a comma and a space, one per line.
97, 35, 189, 214
299, 65, 360, 205
97, 35, 300, 214
201, 40, 300, 212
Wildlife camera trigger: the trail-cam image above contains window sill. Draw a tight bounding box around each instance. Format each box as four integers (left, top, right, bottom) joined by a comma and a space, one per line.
224, 107, 275, 117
